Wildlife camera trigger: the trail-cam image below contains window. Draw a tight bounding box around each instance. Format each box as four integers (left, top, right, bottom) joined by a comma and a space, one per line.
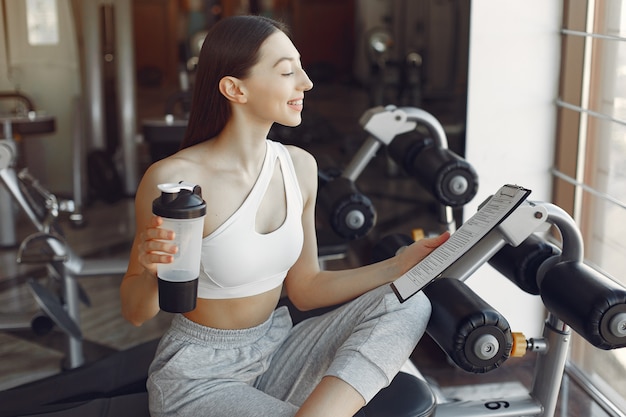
26, 0, 59, 46
555, 0, 626, 412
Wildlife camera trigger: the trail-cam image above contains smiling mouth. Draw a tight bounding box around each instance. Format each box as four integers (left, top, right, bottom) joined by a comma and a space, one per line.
288, 99, 303, 106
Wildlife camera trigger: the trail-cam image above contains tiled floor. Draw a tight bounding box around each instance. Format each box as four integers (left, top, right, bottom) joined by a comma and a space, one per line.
0, 81, 620, 416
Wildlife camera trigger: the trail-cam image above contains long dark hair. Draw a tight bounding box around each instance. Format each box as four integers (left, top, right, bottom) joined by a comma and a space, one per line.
179, 15, 288, 150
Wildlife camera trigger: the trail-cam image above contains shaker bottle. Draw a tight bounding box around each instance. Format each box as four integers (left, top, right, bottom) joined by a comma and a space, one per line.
152, 181, 206, 313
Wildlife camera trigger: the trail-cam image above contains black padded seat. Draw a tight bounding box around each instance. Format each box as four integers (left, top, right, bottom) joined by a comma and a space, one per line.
357, 371, 436, 417
0, 92, 55, 136
0, 339, 158, 417
4, 115, 56, 136
5, 392, 150, 417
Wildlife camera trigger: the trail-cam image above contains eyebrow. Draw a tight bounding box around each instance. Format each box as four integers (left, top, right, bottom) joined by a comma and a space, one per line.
273, 56, 300, 67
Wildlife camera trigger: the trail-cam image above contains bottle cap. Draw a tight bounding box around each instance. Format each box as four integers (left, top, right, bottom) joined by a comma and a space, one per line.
153, 181, 206, 219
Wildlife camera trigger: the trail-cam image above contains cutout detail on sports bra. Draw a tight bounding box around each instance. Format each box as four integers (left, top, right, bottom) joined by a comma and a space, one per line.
197, 140, 304, 299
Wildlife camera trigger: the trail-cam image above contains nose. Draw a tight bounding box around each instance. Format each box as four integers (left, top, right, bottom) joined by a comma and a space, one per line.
299, 68, 313, 91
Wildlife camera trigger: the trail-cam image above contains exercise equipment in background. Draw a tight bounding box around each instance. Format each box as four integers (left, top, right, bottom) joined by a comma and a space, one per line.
364, 25, 422, 109
317, 105, 478, 241
141, 92, 189, 163
0, 92, 57, 247
0, 113, 128, 370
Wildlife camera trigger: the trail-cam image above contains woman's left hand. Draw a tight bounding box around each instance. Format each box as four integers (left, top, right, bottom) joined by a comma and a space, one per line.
396, 232, 451, 274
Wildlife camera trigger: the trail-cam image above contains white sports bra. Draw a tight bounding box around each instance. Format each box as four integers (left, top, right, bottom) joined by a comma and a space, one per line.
197, 140, 304, 299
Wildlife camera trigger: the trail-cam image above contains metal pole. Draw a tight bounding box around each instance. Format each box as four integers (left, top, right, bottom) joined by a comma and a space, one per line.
81, 0, 106, 150
0, 181, 16, 247
114, 0, 138, 194
0, 122, 17, 247
342, 136, 382, 181
59, 263, 85, 369
530, 314, 572, 417
70, 96, 85, 226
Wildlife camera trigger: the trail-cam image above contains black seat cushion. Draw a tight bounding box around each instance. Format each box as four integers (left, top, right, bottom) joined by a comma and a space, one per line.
357, 371, 436, 417
7, 392, 149, 417
0, 339, 158, 417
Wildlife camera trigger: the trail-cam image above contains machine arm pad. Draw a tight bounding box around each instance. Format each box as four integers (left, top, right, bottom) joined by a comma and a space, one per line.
387, 132, 478, 207
316, 176, 377, 240
539, 261, 626, 350
488, 234, 560, 296
424, 277, 513, 373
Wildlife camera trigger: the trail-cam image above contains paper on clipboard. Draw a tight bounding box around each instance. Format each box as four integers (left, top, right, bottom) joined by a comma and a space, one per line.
390, 184, 531, 303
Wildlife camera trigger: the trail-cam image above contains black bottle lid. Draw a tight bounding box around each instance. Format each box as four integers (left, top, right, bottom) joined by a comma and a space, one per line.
152, 181, 207, 219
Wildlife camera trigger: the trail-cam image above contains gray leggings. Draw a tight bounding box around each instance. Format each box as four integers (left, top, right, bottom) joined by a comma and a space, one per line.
147, 285, 431, 417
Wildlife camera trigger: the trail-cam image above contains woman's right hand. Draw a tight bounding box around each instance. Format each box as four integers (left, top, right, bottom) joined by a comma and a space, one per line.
137, 215, 178, 276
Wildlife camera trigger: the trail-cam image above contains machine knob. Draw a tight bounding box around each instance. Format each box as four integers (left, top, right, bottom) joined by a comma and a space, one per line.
345, 210, 366, 230
448, 175, 469, 196
473, 334, 500, 360
510, 332, 528, 357
609, 312, 626, 338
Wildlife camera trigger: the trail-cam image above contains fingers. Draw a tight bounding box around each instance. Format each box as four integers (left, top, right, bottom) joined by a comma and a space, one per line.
422, 231, 451, 248
143, 238, 178, 256
417, 231, 450, 257
401, 231, 451, 268
398, 231, 450, 255
138, 216, 178, 271
142, 251, 175, 267
144, 223, 175, 242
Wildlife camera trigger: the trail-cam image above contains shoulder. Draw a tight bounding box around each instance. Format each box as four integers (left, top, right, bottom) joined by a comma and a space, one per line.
277, 142, 317, 172
142, 152, 193, 184
276, 142, 318, 202
136, 147, 204, 201
281, 143, 317, 176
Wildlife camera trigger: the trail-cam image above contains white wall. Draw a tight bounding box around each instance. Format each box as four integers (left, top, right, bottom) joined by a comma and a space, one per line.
464, 2, 563, 336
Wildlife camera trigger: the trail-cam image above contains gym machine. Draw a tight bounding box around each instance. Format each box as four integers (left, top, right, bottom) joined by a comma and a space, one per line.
0, 99, 128, 370
370, 188, 626, 417
317, 104, 478, 241
0, 92, 57, 247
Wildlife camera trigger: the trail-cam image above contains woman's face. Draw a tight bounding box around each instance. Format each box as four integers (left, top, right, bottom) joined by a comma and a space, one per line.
239, 31, 314, 128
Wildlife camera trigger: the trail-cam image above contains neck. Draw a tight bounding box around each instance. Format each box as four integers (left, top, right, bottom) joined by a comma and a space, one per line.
209, 122, 269, 175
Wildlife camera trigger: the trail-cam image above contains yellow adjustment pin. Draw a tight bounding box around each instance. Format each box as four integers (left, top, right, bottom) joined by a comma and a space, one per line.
511, 332, 528, 357
411, 228, 425, 241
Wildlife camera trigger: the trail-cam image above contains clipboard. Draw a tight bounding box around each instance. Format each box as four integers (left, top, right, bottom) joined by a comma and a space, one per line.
391, 184, 532, 303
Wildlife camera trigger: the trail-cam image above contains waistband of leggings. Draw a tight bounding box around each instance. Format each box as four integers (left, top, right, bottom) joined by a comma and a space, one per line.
170, 306, 290, 348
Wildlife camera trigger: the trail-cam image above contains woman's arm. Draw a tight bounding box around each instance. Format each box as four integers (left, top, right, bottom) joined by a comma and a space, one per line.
284, 147, 449, 311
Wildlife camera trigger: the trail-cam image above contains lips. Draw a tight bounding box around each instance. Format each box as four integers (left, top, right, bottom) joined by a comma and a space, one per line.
288, 99, 303, 106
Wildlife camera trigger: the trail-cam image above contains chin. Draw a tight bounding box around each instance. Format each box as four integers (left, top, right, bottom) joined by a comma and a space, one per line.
279, 117, 303, 128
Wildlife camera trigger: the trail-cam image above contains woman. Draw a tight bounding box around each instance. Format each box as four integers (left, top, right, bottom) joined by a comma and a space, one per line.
121, 15, 449, 417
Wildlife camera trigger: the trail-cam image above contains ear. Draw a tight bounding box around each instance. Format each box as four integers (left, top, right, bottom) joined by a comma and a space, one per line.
219, 76, 247, 104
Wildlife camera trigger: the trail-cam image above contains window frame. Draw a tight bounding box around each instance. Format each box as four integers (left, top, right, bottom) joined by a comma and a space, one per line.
554, 0, 626, 413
